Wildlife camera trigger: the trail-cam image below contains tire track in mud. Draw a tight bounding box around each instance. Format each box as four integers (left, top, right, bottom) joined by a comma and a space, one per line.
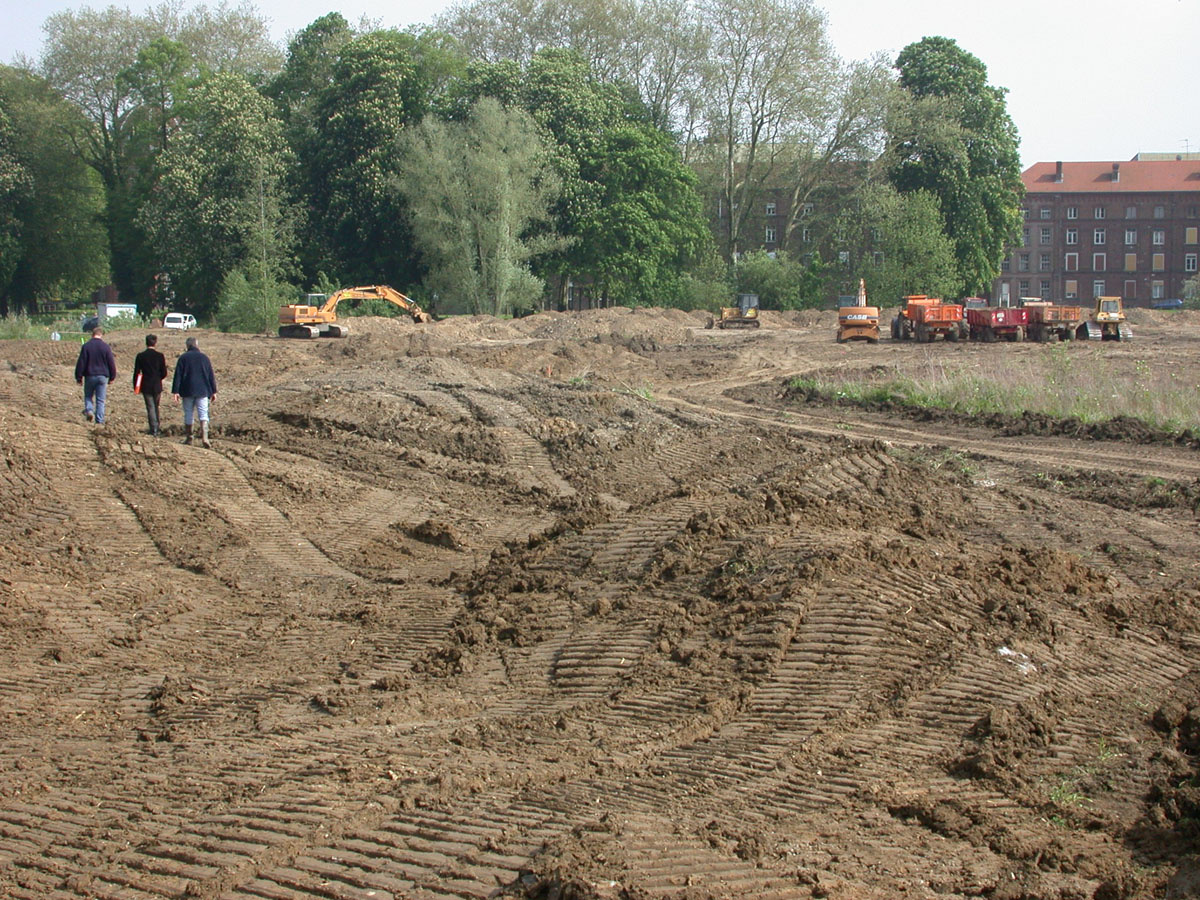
461, 389, 576, 499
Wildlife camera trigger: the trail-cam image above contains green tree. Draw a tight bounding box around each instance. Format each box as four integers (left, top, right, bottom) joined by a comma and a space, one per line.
574, 125, 710, 305
835, 181, 961, 305
139, 72, 297, 318
39, 3, 279, 302
0, 67, 109, 315
885, 36, 1023, 296
395, 97, 564, 316
304, 29, 465, 286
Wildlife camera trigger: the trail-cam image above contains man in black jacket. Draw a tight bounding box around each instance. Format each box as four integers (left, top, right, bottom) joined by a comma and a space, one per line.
133, 334, 169, 436
171, 336, 217, 447
74, 326, 118, 425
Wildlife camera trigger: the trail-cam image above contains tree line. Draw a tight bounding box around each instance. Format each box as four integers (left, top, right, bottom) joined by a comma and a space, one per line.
0, 0, 1024, 325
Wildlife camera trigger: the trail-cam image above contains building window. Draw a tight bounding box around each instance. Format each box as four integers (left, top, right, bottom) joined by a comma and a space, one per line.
1124, 253, 1137, 272
1187, 227, 1198, 244
873, 251, 884, 267
1019, 280, 1030, 296
1153, 229, 1165, 245
1154, 205, 1165, 219
1094, 206, 1106, 219
1065, 252, 1078, 271
1093, 253, 1106, 271
765, 225, 776, 243
1039, 207, 1051, 219
1152, 281, 1165, 299
1152, 253, 1165, 271
1001, 258, 1010, 272
1125, 206, 1137, 219
765, 201, 776, 216
1021, 208, 1029, 219
1039, 253, 1051, 271
1022, 228, 1030, 247
1185, 253, 1198, 273
802, 203, 814, 217
1065, 279, 1078, 299
1040, 280, 1051, 299
1067, 207, 1078, 219
1092, 280, 1105, 298
1066, 228, 1078, 245
1125, 279, 1137, 299
1125, 229, 1137, 245
838, 251, 850, 265
1040, 227, 1051, 244
1093, 228, 1106, 244
1018, 254, 1030, 272
801, 227, 810, 243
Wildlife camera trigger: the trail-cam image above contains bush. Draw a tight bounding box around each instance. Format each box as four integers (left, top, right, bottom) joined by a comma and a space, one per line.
216, 269, 292, 334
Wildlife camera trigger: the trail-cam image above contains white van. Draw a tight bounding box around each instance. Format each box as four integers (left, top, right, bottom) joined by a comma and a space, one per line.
163, 312, 196, 330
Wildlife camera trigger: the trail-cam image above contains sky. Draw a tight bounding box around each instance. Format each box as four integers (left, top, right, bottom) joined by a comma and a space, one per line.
2, 0, 1197, 170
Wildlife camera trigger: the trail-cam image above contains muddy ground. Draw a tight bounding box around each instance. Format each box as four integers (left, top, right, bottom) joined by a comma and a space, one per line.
2, 306, 1200, 899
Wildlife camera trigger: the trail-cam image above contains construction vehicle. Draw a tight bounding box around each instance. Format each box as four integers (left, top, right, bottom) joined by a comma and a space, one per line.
706, 292, 761, 329
1019, 297, 1082, 342
890, 295, 964, 342
1076, 295, 1132, 341
964, 299, 1029, 342
836, 279, 879, 343
278, 284, 432, 338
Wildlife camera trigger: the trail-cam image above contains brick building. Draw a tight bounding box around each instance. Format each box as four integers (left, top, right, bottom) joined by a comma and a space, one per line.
993, 155, 1200, 306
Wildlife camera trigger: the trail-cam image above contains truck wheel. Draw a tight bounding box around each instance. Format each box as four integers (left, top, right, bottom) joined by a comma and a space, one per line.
915, 322, 930, 343
983, 326, 996, 343
1059, 327, 1071, 342
890, 317, 900, 339
945, 328, 958, 342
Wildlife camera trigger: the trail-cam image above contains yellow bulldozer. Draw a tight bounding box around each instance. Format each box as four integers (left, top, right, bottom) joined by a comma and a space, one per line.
279, 284, 433, 338
706, 293, 761, 329
1076, 295, 1133, 341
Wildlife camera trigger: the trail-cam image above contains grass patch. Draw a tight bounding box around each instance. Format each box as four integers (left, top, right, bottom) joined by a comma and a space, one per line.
788, 344, 1200, 433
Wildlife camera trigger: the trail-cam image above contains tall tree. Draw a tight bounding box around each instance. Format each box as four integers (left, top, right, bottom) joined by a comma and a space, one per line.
395, 98, 564, 316
885, 36, 1023, 296
693, 0, 840, 260
139, 72, 296, 318
0, 66, 109, 315
303, 29, 465, 285
39, 2, 279, 302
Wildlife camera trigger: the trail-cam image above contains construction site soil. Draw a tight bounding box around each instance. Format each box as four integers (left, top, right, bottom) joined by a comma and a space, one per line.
2, 307, 1200, 900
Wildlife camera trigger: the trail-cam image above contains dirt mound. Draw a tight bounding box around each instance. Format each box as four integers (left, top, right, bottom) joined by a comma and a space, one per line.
3, 307, 1200, 899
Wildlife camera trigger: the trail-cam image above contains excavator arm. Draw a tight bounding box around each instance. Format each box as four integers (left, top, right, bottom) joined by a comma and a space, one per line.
280, 284, 432, 338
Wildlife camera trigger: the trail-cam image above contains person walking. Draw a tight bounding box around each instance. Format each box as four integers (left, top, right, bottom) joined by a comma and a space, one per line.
74, 326, 118, 425
171, 336, 217, 447
133, 334, 169, 436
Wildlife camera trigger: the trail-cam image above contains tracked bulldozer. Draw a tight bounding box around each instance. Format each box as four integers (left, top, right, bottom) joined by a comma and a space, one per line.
279, 284, 433, 338
706, 293, 761, 329
1077, 296, 1133, 341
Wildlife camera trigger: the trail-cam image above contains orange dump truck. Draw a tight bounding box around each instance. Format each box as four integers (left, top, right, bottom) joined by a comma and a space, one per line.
890, 295, 965, 342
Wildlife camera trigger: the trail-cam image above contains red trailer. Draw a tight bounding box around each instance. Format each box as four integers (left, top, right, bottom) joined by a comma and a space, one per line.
1020, 299, 1083, 342
965, 303, 1029, 342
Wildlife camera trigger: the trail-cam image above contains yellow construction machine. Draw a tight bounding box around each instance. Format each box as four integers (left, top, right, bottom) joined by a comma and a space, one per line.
837, 279, 879, 343
706, 293, 761, 329
1076, 295, 1132, 341
279, 284, 433, 338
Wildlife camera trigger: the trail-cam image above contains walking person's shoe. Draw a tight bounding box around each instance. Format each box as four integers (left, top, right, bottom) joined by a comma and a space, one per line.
183, 424, 193, 445
85, 411, 94, 423
201, 421, 211, 449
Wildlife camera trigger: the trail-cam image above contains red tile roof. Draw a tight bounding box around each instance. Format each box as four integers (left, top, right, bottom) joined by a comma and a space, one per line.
1024, 160, 1200, 194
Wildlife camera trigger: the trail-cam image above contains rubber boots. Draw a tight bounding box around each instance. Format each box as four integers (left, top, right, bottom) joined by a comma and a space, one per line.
201, 421, 211, 449
183, 423, 193, 445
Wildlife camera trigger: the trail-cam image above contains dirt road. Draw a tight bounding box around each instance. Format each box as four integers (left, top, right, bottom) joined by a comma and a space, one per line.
1, 308, 1198, 899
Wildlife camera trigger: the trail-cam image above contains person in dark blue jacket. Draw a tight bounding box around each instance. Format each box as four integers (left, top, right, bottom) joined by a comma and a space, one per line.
170, 336, 217, 447
74, 326, 118, 425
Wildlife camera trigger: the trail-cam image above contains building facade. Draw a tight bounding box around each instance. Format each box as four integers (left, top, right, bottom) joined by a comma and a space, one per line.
993, 156, 1200, 306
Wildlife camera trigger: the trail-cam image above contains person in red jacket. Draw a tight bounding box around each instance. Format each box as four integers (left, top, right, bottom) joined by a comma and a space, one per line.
74, 326, 118, 425
132, 334, 169, 436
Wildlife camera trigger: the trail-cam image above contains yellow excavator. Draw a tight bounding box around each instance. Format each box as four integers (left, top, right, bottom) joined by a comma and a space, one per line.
278, 284, 433, 338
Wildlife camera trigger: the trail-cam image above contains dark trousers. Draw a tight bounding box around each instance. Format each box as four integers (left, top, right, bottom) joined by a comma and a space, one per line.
142, 390, 162, 435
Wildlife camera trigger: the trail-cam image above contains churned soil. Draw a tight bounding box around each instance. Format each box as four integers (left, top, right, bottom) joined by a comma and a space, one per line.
2, 306, 1200, 899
